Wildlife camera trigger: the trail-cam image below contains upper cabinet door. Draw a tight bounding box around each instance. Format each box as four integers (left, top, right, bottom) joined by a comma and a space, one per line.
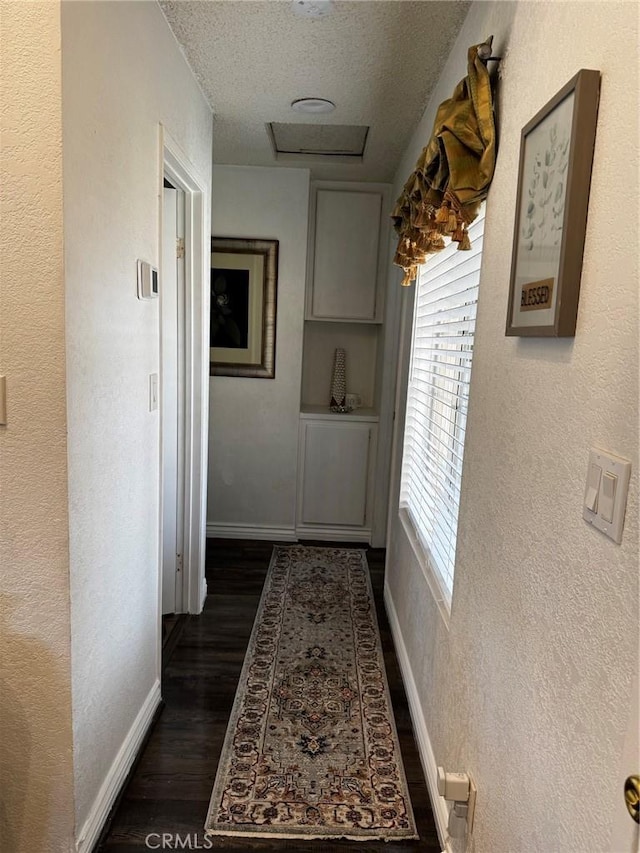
310, 189, 382, 321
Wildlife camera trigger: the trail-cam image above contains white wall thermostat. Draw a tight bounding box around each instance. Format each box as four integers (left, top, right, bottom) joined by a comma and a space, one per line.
137, 260, 158, 300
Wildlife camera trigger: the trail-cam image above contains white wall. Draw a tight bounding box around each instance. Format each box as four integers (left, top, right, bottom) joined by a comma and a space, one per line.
386, 3, 639, 852
208, 165, 310, 535
61, 0, 212, 836
0, 4, 76, 851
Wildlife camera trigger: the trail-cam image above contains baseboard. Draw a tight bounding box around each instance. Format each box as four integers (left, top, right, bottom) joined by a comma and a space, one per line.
295, 524, 371, 543
206, 521, 372, 544
206, 522, 297, 542
384, 583, 452, 853
76, 679, 162, 853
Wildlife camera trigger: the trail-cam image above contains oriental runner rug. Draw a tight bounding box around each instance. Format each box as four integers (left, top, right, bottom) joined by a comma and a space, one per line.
204, 545, 418, 842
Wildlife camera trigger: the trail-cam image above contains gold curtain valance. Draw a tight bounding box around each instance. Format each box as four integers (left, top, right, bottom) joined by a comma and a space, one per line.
392, 39, 497, 286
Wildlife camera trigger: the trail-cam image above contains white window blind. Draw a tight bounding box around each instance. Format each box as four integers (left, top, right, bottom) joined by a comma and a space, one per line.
400, 206, 485, 600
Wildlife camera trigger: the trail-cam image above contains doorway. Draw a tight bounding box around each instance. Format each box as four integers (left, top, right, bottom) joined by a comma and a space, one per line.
158, 126, 209, 633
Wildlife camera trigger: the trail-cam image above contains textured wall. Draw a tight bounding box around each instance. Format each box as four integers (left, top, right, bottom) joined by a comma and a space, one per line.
61, 0, 212, 832
208, 165, 310, 530
0, 3, 76, 851
386, 2, 639, 851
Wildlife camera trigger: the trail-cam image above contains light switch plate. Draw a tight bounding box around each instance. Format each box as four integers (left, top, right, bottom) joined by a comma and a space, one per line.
149, 373, 158, 411
0, 375, 6, 425
583, 448, 631, 543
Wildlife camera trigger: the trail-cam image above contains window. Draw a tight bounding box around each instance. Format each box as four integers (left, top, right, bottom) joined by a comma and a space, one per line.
400, 206, 485, 601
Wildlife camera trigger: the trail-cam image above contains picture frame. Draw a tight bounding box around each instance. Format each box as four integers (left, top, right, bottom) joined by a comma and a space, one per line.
210, 237, 278, 378
505, 69, 600, 337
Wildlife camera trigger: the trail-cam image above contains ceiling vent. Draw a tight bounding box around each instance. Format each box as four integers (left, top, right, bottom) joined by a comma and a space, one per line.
267, 122, 369, 163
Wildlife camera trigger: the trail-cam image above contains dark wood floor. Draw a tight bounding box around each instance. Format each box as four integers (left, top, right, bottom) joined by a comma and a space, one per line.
97, 539, 441, 852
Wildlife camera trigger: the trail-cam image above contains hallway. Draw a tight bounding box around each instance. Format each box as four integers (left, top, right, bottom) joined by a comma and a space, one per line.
98, 540, 440, 851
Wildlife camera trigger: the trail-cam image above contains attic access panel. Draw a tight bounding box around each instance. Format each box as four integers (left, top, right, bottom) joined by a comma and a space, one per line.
267, 122, 369, 162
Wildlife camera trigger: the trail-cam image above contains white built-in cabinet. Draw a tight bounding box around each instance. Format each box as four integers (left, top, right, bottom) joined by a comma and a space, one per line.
297, 181, 392, 543
297, 415, 377, 532
308, 190, 383, 321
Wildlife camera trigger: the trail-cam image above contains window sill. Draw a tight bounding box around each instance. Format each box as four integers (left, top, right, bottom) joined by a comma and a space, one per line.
398, 507, 451, 631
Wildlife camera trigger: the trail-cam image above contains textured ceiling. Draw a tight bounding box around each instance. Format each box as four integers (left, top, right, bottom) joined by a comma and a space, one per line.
159, 1, 471, 181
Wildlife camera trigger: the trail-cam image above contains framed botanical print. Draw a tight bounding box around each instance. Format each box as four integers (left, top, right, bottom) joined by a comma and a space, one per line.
506, 69, 600, 336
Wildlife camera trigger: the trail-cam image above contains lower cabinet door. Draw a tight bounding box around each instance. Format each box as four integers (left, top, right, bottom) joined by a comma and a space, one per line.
300, 421, 372, 527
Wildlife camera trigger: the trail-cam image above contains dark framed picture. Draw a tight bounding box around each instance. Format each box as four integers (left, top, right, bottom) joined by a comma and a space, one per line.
210, 237, 278, 378
506, 69, 600, 337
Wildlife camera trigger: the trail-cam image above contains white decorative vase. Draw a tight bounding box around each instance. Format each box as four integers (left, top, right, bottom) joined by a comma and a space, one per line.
330, 348, 347, 412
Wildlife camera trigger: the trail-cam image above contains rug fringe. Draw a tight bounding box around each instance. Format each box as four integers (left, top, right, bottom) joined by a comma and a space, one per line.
204, 827, 419, 842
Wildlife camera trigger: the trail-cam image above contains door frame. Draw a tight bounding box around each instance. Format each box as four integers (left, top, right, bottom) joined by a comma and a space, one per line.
159, 125, 209, 625
160, 184, 185, 615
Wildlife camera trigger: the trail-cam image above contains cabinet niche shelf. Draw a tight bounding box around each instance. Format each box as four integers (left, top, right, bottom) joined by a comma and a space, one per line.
300, 406, 379, 421
300, 319, 379, 413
